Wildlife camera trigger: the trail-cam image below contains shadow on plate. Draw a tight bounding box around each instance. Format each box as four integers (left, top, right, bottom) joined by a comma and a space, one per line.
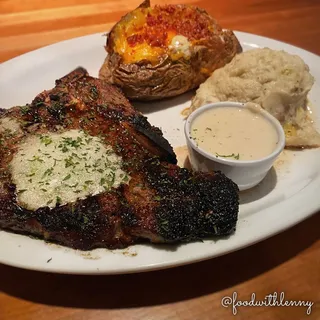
141, 232, 234, 253
0, 213, 319, 309
240, 166, 277, 204
133, 90, 194, 115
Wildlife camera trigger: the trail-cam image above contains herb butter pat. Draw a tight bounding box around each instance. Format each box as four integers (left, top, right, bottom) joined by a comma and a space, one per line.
10, 130, 130, 211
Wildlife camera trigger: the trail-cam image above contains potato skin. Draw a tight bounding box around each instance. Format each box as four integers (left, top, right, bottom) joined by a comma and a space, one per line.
99, 1, 242, 101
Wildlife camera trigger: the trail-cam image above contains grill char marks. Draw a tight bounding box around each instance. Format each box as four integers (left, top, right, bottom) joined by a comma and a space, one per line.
142, 159, 238, 241
0, 68, 239, 250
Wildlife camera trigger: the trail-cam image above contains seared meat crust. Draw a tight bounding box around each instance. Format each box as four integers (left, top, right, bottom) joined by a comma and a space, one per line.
0, 68, 238, 250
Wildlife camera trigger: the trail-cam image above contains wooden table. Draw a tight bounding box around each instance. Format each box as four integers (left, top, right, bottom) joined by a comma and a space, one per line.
0, 1, 319, 319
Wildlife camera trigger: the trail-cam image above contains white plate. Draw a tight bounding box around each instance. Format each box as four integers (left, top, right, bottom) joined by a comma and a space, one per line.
0, 32, 319, 274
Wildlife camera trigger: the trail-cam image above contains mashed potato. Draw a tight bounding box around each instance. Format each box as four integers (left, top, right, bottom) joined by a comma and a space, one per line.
189, 48, 320, 147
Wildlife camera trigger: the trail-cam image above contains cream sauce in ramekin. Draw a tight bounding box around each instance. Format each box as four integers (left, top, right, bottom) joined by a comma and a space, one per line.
190, 106, 279, 161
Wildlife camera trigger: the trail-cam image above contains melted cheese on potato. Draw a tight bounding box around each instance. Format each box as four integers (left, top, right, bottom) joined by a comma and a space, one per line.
10, 130, 130, 211
114, 8, 164, 64
115, 39, 165, 64
113, 9, 192, 64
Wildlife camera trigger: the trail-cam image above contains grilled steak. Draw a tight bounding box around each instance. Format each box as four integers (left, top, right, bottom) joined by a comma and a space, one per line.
0, 68, 239, 250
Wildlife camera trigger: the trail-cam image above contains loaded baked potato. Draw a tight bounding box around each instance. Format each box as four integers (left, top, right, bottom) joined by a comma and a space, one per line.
99, 0, 242, 101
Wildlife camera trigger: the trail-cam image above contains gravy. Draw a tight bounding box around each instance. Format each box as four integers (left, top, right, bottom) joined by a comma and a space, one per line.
190, 106, 279, 161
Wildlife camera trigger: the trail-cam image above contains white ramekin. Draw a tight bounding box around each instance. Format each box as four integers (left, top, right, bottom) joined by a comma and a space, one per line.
184, 102, 286, 191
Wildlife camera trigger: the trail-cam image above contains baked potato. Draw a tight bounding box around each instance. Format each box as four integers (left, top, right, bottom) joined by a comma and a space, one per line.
99, 0, 242, 101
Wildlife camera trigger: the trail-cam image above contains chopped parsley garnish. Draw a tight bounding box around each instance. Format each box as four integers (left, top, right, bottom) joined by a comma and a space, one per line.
90, 86, 99, 100
109, 172, 115, 185
42, 168, 53, 178
40, 135, 53, 146
20, 105, 30, 115
63, 174, 71, 181
28, 156, 44, 163
64, 156, 77, 168
215, 152, 240, 160
27, 172, 35, 177
61, 145, 69, 153
56, 196, 62, 205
